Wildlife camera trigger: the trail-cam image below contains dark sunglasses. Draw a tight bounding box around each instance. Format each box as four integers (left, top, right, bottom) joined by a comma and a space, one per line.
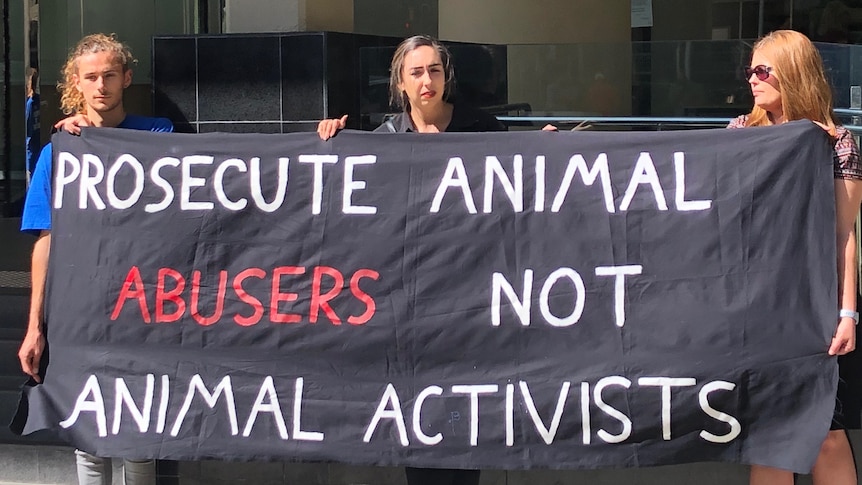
744, 65, 773, 81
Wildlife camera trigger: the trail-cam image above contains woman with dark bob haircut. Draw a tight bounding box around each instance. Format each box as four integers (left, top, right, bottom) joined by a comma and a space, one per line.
317, 34, 504, 138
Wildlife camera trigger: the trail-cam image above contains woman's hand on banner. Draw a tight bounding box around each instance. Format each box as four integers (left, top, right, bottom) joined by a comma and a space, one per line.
18, 329, 45, 383
829, 318, 856, 355
318, 115, 348, 140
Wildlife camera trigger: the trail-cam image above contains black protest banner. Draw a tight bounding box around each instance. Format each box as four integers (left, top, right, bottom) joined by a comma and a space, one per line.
14, 122, 839, 473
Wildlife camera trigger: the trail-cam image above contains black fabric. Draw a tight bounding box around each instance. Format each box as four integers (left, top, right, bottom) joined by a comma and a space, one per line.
832, 293, 862, 430
405, 467, 480, 485
376, 103, 506, 133
375, 100, 502, 485
11, 122, 840, 473
835, 352, 862, 430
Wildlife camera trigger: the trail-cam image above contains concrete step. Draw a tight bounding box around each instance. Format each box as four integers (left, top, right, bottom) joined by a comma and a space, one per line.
0, 327, 23, 341
0, 447, 750, 485
0, 293, 28, 334
0, 340, 22, 381
17, 432, 862, 484
0, 375, 24, 391
0, 443, 75, 485
0, 293, 28, 396
0, 218, 32, 271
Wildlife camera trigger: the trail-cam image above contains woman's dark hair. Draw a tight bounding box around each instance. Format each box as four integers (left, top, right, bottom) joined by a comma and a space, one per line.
388, 35, 456, 111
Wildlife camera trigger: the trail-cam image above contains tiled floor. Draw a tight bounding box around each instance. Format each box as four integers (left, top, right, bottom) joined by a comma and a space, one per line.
0, 218, 31, 273
0, 442, 780, 485
6, 438, 862, 484
0, 444, 75, 485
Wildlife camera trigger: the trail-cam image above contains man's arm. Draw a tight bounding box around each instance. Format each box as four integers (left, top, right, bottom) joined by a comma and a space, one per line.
19, 231, 49, 382
54, 113, 90, 135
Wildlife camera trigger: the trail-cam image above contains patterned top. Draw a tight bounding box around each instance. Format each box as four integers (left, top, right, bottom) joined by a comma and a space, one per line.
727, 114, 862, 180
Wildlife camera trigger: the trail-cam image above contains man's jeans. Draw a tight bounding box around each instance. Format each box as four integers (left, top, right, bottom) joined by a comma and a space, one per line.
75, 449, 155, 485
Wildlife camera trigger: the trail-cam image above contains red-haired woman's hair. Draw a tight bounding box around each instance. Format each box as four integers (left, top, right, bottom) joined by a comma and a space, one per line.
745, 30, 837, 135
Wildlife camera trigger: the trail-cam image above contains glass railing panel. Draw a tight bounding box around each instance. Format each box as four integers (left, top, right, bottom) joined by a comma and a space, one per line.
359, 39, 862, 130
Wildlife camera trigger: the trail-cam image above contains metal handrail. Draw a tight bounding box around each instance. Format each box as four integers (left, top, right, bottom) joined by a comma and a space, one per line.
496, 116, 733, 124
496, 114, 862, 134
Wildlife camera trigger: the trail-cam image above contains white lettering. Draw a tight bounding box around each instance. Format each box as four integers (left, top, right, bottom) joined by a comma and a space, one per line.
505, 383, 515, 447
343, 155, 377, 215
80, 154, 106, 210
364, 383, 409, 445
483, 155, 523, 213
698, 381, 741, 443
181, 156, 215, 211
412, 385, 444, 446
106, 154, 145, 210
430, 157, 478, 214
292, 377, 324, 441
451, 384, 498, 446
594, 265, 643, 328
519, 381, 570, 444
638, 377, 697, 440
145, 157, 179, 213
539, 268, 585, 327
620, 152, 667, 211
170, 375, 238, 437
491, 270, 533, 326
54, 152, 81, 209
674, 152, 712, 211
214, 158, 248, 211
581, 382, 591, 444
594, 376, 632, 443
250, 157, 289, 213
299, 155, 337, 215
243, 376, 288, 439
552, 154, 615, 213
156, 374, 170, 434
535, 156, 546, 212
112, 374, 154, 434
60, 375, 107, 437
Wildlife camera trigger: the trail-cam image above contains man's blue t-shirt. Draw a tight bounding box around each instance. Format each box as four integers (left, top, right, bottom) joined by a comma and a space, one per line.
25, 94, 41, 174
20, 115, 173, 235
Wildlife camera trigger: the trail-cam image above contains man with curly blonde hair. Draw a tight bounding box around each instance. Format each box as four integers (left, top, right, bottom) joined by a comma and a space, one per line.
19, 33, 172, 485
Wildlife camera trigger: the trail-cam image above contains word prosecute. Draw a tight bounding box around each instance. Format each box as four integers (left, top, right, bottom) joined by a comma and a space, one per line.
54, 152, 712, 214
60, 374, 741, 446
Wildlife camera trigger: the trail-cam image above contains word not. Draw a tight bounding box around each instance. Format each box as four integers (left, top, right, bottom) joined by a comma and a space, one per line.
492, 264, 643, 327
